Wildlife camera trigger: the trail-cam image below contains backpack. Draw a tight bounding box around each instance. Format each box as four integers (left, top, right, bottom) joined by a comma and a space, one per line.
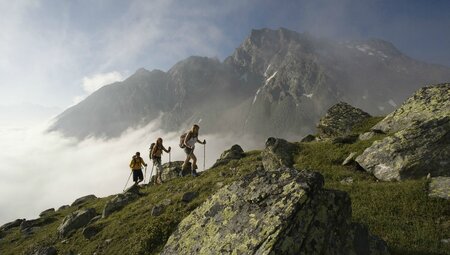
149, 143, 155, 160
179, 132, 188, 148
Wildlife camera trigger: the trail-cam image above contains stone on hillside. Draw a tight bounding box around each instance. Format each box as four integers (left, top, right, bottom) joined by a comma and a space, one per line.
30, 246, 57, 255
58, 208, 97, 237
162, 168, 388, 255
261, 137, 296, 170
39, 208, 55, 217
317, 102, 371, 138
359, 131, 375, 141
428, 177, 450, 200
340, 177, 354, 185
57, 205, 70, 211
20, 217, 56, 235
342, 152, 357, 166
332, 134, 359, 144
71, 194, 97, 207
124, 184, 141, 195
151, 205, 165, 217
212, 144, 245, 168
356, 117, 450, 181
156, 161, 192, 182
373, 83, 450, 133
181, 192, 198, 203
102, 192, 139, 218
300, 134, 316, 142
82, 225, 101, 240
0, 218, 25, 232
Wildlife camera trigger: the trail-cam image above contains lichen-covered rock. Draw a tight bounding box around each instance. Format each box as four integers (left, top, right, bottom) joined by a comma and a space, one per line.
29, 246, 57, 255
300, 134, 316, 142
359, 131, 376, 141
102, 192, 139, 218
317, 102, 371, 138
20, 217, 56, 235
0, 218, 25, 232
162, 168, 389, 255
428, 177, 450, 200
372, 84, 450, 133
181, 192, 198, 203
39, 208, 55, 217
212, 144, 245, 167
261, 137, 296, 170
58, 208, 97, 237
356, 117, 450, 181
342, 152, 357, 166
156, 161, 192, 182
71, 194, 97, 207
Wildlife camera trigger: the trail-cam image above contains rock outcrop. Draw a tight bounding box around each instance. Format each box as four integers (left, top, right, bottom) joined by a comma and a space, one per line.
372, 84, 450, 133
428, 177, 450, 200
58, 208, 97, 237
261, 137, 296, 170
162, 168, 388, 255
356, 117, 449, 181
71, 194, 97, 207
157, 161, 192, 182
317, 102, 371, 138
212, 144, 245, 168
356, 84, 450, 181
102, 188, 140, 218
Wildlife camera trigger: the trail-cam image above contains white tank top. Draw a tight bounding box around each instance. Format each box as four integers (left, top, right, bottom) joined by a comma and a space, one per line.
186, 136, 197, 149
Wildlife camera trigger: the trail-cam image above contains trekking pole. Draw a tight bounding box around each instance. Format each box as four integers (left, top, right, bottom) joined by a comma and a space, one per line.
144, 166, 147, 183
169, 151, 171, 167
203, 143, 206, 171
149, 163, 155, 184
123, 172, 132, 192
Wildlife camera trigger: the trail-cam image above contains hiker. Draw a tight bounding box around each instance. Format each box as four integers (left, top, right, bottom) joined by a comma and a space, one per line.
181, 124, 206, 177
151, 138, 171, 184
129, 152, 147, 185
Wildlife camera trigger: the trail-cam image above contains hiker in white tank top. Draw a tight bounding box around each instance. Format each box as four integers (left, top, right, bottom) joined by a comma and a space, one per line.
182, 124, 206, 177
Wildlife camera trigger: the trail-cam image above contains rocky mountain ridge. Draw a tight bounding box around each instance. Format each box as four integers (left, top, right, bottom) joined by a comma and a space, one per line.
49, 28, 450, 140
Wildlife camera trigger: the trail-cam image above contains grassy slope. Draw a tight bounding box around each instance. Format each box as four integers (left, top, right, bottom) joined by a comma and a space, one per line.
1, 117, 449, 254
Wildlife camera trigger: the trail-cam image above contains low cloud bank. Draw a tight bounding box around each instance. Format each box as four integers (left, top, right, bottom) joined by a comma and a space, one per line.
0, 119, 260, 225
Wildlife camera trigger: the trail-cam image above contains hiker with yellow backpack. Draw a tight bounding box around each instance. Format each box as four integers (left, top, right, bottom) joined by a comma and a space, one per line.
129, 152, 147, 186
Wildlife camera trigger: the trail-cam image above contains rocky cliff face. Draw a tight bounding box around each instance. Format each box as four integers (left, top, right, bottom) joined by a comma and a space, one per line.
50, 28, 450, 140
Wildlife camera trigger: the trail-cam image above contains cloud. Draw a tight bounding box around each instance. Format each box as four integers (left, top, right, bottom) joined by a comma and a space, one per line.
0, 119, 260, 225
82, 71, 125, 93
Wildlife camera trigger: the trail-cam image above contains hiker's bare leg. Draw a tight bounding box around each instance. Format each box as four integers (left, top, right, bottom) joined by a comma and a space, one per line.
191, 154, 197, 169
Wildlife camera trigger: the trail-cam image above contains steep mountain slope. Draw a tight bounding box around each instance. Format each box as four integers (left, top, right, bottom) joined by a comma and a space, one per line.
49, 28, 450, 140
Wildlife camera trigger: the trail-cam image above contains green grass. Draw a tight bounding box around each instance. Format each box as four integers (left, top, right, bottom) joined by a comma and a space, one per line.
1, 117, 449, 254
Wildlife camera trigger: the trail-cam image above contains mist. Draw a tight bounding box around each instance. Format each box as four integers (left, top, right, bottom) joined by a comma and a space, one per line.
0, 118, 260, 225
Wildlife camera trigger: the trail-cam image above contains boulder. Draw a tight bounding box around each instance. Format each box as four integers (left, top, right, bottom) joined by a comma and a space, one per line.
342, 152, 357, 166
332, 134, 359, 144
57, 205, 70, 211
359, 131, 375, 141
82, 225, 101, 240
20, 217, 56, 235
372, 83, 450, 133
71, 194, 97, 207
156, 161, 192, 182
102, 192, 139, 218
162, 168, 388, 255
212, 144, 245, 168
58, 208, 97, 237
261, 137, 297, 170
30, 246, 57, 255
317, 102, 371, 138
181, 192, 198, 203
428, 177, 450, 200
151, 205, 165, 217
356, 117, 450, 181
0, 218, 25, 232
39, 208, 55, 217
300, 134, 316, 142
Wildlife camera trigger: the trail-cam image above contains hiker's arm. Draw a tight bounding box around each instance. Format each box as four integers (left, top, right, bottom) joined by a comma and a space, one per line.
163, 145, 170, 153
197, 138, 206, 145
142, 158, 147, 167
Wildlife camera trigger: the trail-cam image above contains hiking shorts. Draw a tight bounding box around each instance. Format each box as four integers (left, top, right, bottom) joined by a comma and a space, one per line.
153, 157, 163, 174
132, 169, 143, 182
184, 147, 194, 156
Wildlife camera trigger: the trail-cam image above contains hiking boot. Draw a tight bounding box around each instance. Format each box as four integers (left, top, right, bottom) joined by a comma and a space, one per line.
191, 169, 198, 177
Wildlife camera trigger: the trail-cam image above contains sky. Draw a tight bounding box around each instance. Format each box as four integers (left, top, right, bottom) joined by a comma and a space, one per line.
0, 0, 450, 224
0, 0, 449, 110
